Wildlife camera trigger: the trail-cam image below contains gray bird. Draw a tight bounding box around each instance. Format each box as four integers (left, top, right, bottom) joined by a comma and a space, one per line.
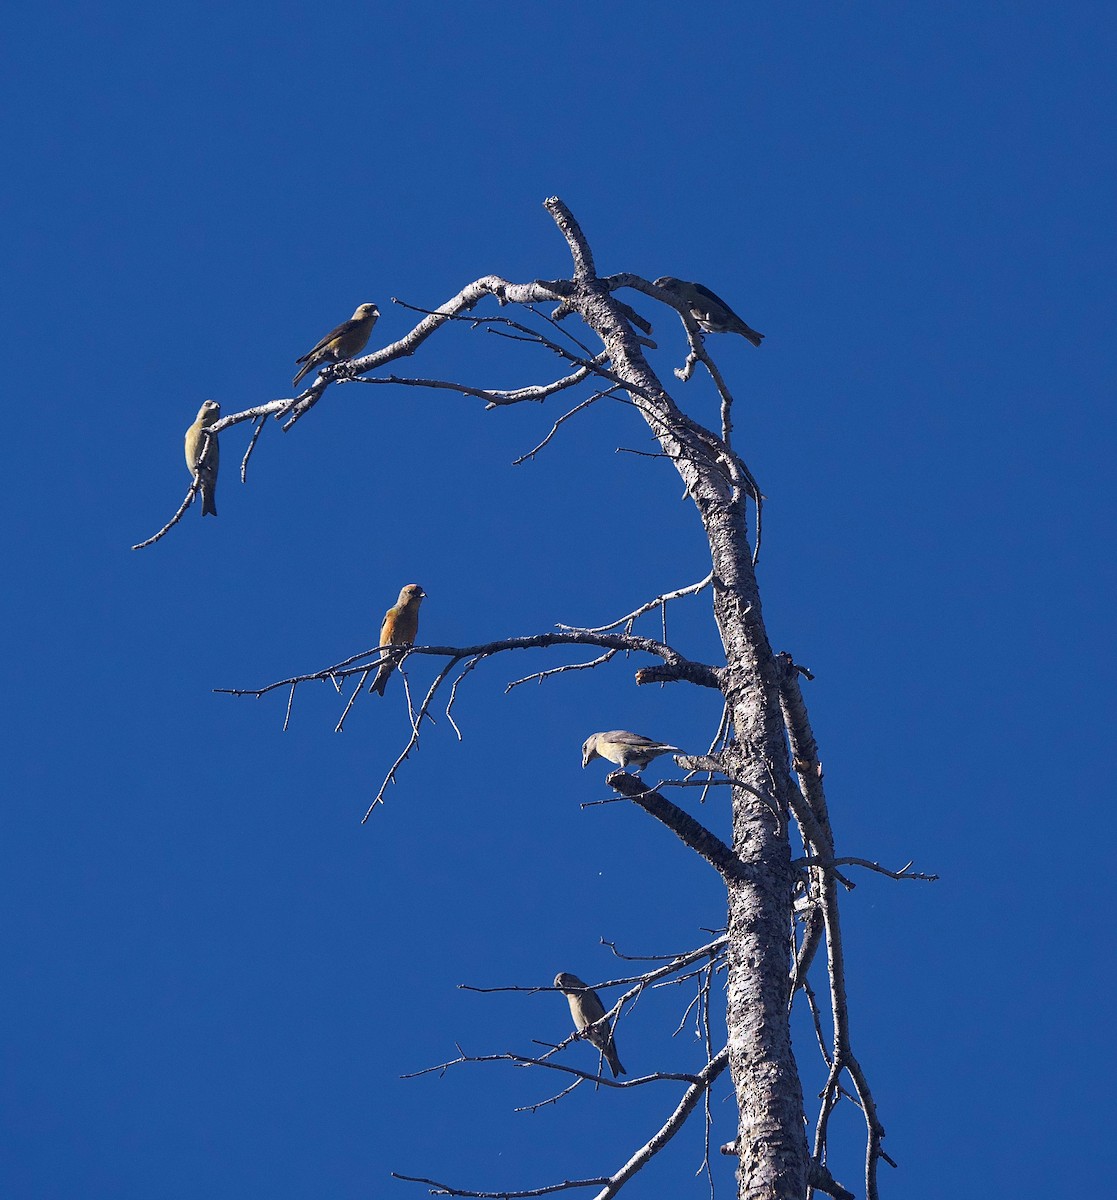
581, 730, 680, 774
292, 302, 379, 387
184, 400, 220, 517
553, 972, 626, 1077
653, 277, 764, 347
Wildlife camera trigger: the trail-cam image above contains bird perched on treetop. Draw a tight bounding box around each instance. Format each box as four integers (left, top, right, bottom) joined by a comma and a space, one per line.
370, 584, 426, 696
581, 730, 680, 774
184, 400, 220, 517
292, 302, 379, 387
653, 277, 764, 347
553, 972, 626, 1078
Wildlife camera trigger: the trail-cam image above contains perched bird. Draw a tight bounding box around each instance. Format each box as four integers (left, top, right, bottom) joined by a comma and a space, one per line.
554, 972, 626, 1078
581, 730, 680, 774
292, 303, 379, 387
653, 277, 764, 347
370, 583, 426, 696
184, 400, 220, 517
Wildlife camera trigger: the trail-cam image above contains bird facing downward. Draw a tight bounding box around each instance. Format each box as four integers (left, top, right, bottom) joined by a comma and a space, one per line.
581, 730, 680, 774
292, 302, 380, 387
370, 584, 426, 696
653, 277, 764, 347
184, 400, 220, 517
553, 972, 626, 1078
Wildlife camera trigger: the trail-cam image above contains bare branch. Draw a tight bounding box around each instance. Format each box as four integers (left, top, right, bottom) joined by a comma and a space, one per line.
544, 196, 596, 282
515, 1077, 583, 1113
131, 475, 202, 550
601, 935, 729, 964
362, 656, 463, 821
512, 391, 617, 465
387, 301, 660, 409
403, 1046, 699, 1088
776, 652, 899, 1200
240, 415, 267, 483
789, 907, 825, 1005
334, 668, 373, 733
282, 277, 570, 426
345, 357, 608, 410
445, 656, 482, 741
392, 1173, 609, 1199
557, 574, 713, 635
807, 1159, 856, 1200
505, 648, 618, 690
460, 938, 727, 998
591, 1048, 729, 1200
791, 856, 939, 883
601, 771, 751, 883
216, 630, 724, 702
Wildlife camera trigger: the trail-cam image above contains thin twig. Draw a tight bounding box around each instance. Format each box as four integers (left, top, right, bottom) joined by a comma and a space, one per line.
362, 657, 462, 821
131, 476, 201, 550
346, 360, 606, 410
334, 668, 373, 733
392, 1173, 609, 1198
512, 391, 617, 465
506, 649, 618, 691
240, 415, 267, 483
791, 856, 939, 883
403, 1047, 698, 1088
557, 574, 713, 635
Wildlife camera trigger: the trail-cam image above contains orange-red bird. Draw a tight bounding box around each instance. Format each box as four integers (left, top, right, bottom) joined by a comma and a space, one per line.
370, 584, 426, 696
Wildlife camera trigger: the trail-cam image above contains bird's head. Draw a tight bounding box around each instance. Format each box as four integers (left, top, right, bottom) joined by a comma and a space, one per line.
554, 972, 585, 992
580, 735, 601, 768
196, 399, 221, 425
354, 303, 379, 321
653, 277, 681, 291
398, 583, 426, 606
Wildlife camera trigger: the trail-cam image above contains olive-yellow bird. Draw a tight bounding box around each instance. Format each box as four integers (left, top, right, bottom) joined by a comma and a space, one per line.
370, 584, 426, 696
581, 730, 679, 774
184, 400, 220, 517
553, 972, 626, 1077
292, 302, 379, 387
653, 277, 764, 347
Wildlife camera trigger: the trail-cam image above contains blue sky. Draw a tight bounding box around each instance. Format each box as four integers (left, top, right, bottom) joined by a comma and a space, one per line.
2, 3, 1114, 1197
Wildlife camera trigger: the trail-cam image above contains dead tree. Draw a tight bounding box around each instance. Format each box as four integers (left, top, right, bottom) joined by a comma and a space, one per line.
137, 197, 934, 1200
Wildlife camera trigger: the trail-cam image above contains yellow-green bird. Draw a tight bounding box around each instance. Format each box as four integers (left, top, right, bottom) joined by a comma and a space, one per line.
292, 302, 379, 387
653, 277, 764, 347
554, 972, 626, 1077
184, 400, 220, 517
581, 730, 679, 774
370, 583, 426, 696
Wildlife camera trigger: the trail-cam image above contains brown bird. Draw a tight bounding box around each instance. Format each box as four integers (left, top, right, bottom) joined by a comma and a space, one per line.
554, 972, 626, 1077
653, 277, 764, 347
183, 400, 220, 517
292, 302, 379, 387
370, 584, 426, 696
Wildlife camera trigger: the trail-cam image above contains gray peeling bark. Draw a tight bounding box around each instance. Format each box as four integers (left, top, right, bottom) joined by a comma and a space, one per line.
541, 199, 810, 1199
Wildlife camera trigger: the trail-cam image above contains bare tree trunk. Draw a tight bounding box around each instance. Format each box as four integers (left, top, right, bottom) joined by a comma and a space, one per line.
173, 195, 931, 1200
547, 202, 810, 1198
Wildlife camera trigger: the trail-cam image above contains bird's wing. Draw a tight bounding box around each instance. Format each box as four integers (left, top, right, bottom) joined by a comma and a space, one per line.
296, 317, 357, 364
606, 731, 661, 749
379, 607, 397, 646
580, 988, 607, 1023
691, 282, 738, 317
